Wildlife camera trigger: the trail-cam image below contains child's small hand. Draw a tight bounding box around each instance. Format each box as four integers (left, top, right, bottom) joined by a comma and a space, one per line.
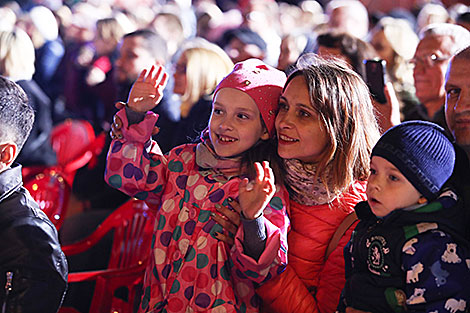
239, 161, 275, 220
127, 64, 168, 113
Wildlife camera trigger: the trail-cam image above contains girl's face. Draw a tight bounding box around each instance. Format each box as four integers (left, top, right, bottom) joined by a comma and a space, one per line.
173, 53, 187, 95
366, 156, 422, 217
275, 75, 328, 163
209, 88, 269, 158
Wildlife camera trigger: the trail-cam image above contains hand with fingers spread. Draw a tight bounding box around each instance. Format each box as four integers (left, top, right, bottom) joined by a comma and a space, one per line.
127, 64, 168, 113
239, 161, 276, 220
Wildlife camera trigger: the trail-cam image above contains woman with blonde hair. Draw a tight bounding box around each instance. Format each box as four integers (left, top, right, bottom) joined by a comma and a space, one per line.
171, 37, 234, 147
0, 28, 56, 167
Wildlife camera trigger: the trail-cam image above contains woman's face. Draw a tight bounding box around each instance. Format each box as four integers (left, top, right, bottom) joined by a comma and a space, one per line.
173, 53, 187, 95
275, 75, 329, 163
370, 29, 394, 68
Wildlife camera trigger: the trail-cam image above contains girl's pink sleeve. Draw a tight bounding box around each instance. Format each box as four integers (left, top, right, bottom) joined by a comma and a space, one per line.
231, 185, 290, 284
105, 108, 168, 211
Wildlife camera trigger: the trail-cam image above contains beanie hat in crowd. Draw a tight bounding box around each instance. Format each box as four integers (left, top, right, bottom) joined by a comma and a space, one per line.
371, 120, 455, 201
213, 58, 286, 137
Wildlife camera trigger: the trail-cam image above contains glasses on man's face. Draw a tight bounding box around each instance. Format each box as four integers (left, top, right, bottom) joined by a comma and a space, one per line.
408, 53, 451, 68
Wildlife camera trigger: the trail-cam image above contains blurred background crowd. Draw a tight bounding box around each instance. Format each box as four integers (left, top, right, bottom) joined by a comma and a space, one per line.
1, 0, 470, 310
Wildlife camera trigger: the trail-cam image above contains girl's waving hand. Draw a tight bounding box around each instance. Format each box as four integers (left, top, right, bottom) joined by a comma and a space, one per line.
239, 161, 276, 220
127, 64, 168, 113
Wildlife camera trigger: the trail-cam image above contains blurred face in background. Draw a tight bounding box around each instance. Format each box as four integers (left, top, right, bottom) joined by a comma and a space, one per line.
370, 29, 395, 68
446, 55, 470, 149
114, 36, 155, 85
225, 37, 264, 64
412, 35, 453, 105
172, 53, 187, 95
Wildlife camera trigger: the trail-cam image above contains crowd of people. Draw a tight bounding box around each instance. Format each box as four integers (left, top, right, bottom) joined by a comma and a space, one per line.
2, 0, 470, 312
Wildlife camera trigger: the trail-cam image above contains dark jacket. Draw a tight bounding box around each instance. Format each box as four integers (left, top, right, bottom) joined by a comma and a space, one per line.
0, 164, 67, 312
16, 79, 57, 167
171, 95, 212, 147
339, 193, 470, 313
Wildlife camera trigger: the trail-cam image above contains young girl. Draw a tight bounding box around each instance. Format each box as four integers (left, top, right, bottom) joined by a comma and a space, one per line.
105, 59, 289, 312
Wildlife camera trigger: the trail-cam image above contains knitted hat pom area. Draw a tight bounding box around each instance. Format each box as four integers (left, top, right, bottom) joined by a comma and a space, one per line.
371, 120, 456, 201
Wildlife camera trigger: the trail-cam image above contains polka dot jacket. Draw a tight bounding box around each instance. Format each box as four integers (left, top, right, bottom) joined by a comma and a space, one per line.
105, 109, 290, 313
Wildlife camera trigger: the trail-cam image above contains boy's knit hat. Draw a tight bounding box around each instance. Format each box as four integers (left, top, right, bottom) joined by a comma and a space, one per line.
213, 58, 286, 137
371, 121, 455, 201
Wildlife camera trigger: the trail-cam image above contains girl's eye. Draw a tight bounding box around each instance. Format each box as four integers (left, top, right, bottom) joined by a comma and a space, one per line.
237, 113, 249, 119
213, 108, 223, 115
370, 168, 376, 175
279, 102, 288, 111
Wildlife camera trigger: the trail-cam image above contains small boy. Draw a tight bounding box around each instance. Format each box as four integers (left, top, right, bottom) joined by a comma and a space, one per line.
0, 76, 67, 312
338, 121, 470, 313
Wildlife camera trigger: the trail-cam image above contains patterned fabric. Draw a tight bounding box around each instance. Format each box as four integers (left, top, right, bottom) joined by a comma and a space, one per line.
105, 109, 289, 313
283, 158, 337, 206
257, 181, 367, 313
340, 191, 470, 313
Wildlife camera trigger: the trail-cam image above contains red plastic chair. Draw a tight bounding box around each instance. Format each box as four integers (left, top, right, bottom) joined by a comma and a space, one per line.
50, 119, 103, 185
24, 168, 70, 229
59, 199, 154, 313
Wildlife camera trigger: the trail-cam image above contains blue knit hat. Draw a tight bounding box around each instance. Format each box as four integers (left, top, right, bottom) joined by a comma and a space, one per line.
371, 121, 455, 200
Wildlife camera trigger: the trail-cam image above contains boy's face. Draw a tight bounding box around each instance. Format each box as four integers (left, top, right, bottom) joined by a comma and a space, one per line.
366, 156, 422, 217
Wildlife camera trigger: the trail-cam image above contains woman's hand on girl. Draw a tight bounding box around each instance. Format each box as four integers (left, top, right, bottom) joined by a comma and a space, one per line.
212, 202, 241, 246
239, 161, 275, 220
127, 64, 168, 113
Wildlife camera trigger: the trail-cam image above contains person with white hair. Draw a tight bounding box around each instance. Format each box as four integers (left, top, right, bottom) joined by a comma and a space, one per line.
404, 23, 470, 128
24, 5, 65, 102
326, 0, 369, 39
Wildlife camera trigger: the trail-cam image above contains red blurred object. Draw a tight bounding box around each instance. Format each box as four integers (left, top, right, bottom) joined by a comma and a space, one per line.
22, 120, 106, 228
50, 119, 98, 185
24, 168, 70, 230
58, 199, 153, 313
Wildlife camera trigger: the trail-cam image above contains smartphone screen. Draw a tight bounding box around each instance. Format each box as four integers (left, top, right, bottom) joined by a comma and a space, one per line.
364, 59, 387, 104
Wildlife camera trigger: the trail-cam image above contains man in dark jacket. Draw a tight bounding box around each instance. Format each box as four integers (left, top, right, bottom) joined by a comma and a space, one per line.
0, 76, 67, 312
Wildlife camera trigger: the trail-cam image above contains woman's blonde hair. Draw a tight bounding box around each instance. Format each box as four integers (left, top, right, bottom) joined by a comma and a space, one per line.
288, 54, 380, 196
178, 38, 233, 118
0, 28, 35, 81
96, 17, 125, 47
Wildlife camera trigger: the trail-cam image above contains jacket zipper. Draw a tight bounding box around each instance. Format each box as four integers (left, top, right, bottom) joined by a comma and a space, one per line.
2, 271, 13, 313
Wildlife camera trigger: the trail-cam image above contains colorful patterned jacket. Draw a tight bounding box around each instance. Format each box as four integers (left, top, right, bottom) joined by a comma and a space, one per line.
105, 109, 289, 313
257, 182, 367, 313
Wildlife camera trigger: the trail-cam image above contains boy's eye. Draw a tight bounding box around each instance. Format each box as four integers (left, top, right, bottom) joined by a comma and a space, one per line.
370, 168, 376, 175
388, 175, 398, 182
237, 113, 249, 119
213, 108, 223, 115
